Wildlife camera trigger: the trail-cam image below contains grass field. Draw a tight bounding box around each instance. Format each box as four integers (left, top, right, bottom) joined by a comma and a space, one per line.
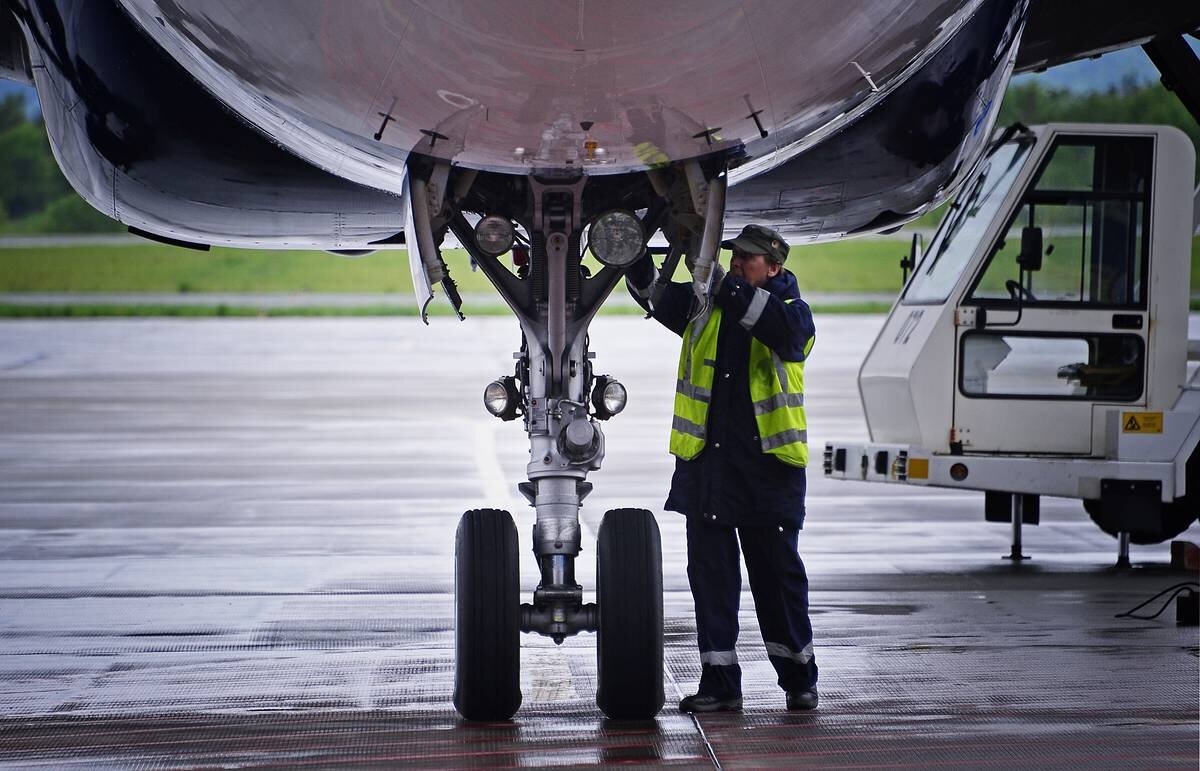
0, 240, 915, 294
0, 236, 1196, 316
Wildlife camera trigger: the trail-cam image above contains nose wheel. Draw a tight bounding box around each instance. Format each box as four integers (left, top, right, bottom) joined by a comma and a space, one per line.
596, 508, 665, 720
453, 506, 665, 721
453, 508, 522, 721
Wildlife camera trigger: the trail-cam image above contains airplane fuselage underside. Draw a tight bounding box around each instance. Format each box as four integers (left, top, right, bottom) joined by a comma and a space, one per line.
13, 0, 1031, 246
115, 0, 978, 182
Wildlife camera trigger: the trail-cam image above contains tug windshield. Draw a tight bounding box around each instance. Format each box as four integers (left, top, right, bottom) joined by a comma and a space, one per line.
902, 138, 1033, 304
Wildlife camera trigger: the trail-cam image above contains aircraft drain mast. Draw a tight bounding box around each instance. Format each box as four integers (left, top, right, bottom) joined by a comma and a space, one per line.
404, 153, 729, 721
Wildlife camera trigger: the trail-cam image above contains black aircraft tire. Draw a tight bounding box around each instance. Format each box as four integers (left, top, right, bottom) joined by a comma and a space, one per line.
596, 508, 664, 720
1084, 447, 1200, 545
453, 508, 521, 721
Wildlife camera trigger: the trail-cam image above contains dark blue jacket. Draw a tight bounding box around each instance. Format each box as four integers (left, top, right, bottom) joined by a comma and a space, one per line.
627, 256, 816, 528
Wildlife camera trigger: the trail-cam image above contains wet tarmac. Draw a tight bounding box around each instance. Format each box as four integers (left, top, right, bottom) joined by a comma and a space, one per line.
0, 315, 1196, 768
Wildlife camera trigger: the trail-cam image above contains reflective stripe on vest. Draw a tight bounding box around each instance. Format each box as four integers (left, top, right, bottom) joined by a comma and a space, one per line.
670, 304, 809, 467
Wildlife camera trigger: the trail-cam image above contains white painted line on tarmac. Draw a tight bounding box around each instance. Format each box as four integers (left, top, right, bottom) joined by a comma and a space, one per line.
472, 419, 524, 509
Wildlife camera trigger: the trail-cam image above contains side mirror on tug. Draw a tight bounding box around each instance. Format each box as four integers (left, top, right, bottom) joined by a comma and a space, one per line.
900, 232, 923, 285
1017, 226, 1043, 272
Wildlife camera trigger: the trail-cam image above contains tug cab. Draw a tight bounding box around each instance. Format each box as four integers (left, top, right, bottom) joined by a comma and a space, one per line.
825, 123, 1200, 552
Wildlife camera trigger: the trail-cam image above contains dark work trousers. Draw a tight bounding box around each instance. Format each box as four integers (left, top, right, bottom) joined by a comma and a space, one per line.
686, 517, 818, 697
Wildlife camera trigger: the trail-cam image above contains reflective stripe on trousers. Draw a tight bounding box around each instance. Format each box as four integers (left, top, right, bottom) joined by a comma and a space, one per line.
699, 650, 738, 666
765, 641, 814, 664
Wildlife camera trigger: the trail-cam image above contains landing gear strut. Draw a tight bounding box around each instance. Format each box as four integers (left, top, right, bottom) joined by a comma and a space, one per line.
410, 158, 725, 720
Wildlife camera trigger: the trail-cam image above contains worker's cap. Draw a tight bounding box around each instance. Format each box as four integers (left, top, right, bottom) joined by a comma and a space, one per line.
721, 224, 789, 264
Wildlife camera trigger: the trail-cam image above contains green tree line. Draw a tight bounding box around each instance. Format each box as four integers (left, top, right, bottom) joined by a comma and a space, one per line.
998, 78, 1200, 176
0, 80, 1194, 235
0, 93, 122, 233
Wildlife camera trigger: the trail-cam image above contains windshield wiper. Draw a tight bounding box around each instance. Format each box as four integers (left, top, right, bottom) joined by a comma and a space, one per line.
921, 166, 990, 275
920, 137, 1031, 276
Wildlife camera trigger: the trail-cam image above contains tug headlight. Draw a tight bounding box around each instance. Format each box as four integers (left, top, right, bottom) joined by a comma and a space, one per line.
484, 377, 521, 421
474, 215, 515, 256
588, 210, 644, 267
591, 376, 627, 420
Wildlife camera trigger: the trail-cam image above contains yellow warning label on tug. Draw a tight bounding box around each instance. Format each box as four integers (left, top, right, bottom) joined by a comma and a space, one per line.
1121, 412, 1163, 433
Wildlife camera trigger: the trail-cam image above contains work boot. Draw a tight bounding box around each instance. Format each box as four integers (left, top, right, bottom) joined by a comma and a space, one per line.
785, 687, 818, 711
678, 693, 743, 713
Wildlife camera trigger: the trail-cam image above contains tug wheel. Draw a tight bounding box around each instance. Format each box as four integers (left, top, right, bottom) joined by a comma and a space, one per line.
453, 508, 521, 721
596, 508, 664, 720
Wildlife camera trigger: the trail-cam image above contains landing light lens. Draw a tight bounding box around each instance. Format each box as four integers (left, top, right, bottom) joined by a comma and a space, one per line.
475, 215, 515, 256
485, 377, 522, 420
589, 210, 644, 267
602, 381, 627, 414
591, 376, 627, 420
484, 381, 511, 416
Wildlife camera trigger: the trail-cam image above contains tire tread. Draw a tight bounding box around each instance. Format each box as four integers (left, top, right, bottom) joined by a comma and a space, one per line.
596, 508, 664, 719
453, 508, 521, 721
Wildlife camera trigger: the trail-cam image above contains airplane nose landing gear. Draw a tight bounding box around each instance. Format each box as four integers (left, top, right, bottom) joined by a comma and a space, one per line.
421, 158, 723, 721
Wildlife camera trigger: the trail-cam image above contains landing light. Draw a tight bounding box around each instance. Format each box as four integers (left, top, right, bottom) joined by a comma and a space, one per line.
484, 377, 521, 421
588, 210, 644, 267
474, 215, 515, 256
591, 376, 627, 420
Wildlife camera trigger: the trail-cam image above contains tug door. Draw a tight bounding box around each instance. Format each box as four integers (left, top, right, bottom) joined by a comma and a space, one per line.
953, 133, 1154, 454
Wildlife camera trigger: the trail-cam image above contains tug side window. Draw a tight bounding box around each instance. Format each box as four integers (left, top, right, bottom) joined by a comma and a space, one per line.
960, 332, 1144, 401
968, 136, 1152, 307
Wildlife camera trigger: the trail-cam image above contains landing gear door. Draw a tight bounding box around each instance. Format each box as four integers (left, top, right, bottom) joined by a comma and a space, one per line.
953, 133, 1155, 454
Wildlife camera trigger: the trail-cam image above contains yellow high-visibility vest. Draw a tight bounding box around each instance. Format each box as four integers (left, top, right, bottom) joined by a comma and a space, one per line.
670, 304, 810, 467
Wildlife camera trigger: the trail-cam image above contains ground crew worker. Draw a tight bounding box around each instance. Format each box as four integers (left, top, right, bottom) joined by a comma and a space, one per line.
626, 223, 818, 712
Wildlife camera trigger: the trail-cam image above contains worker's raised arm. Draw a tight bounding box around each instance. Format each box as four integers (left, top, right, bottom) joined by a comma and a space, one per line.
625, 253, 693, 337
713, 272, 816, 361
